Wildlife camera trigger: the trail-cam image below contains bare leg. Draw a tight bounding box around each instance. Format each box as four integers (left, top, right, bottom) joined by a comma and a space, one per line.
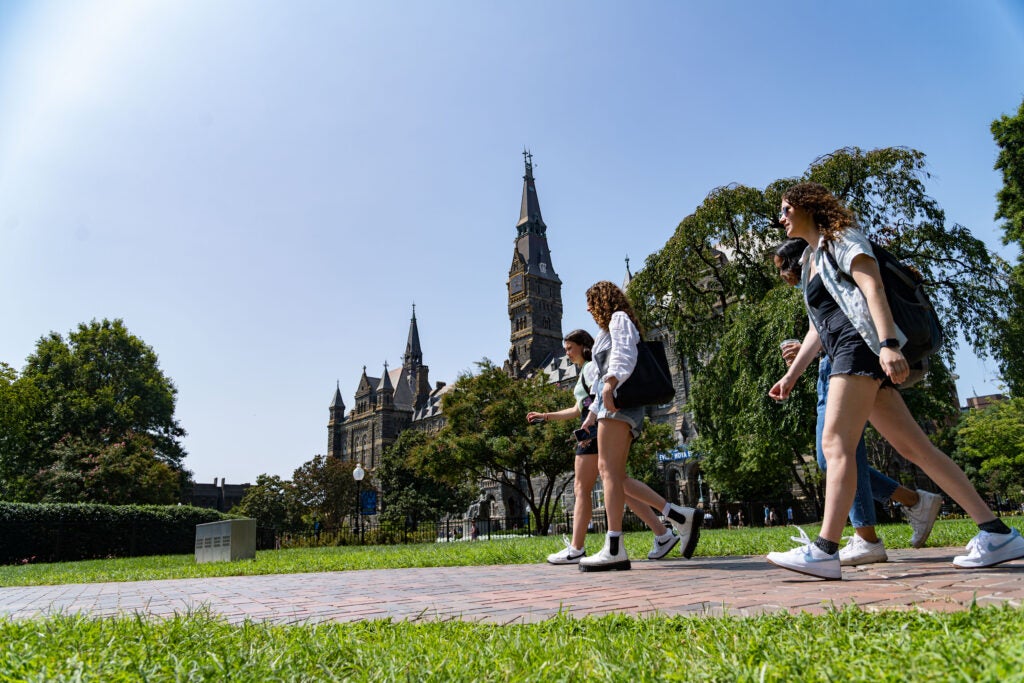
869, 387, 996, 524
571, 454, 600, 550
819, 375, 880, 544
597, 418, 632, 533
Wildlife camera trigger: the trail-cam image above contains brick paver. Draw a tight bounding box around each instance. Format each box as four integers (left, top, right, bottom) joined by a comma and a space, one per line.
1, 548, 1022, 624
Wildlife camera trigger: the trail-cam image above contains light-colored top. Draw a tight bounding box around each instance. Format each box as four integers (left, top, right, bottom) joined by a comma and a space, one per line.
592, 311, 639, 388
800, 228, 907, 356
573, 361, 600, 411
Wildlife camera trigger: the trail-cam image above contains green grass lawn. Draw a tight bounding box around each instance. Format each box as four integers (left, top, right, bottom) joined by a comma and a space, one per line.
2, 517, 1016, 588
1, 517, 1022, 681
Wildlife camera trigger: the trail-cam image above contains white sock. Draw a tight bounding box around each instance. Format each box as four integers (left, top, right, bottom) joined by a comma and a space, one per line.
607, 531, 622, 538
661, 502, 671, 516
656, 529, 674, 541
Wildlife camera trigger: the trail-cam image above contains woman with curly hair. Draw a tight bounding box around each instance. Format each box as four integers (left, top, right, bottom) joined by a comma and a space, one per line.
577, 281, 701, 571
768, 182, 1023, 579
527, 329, 691, 565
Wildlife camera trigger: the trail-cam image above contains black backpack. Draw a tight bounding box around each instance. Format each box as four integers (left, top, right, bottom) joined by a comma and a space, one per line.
824, 240, 943, 380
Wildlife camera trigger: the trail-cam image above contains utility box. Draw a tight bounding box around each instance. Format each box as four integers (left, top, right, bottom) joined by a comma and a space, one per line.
195, 519, 256, 563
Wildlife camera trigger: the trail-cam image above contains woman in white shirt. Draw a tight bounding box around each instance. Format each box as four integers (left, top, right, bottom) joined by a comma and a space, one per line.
769, 182, 1023, 579
578, 281, 701, 571
527, 329, 689, 565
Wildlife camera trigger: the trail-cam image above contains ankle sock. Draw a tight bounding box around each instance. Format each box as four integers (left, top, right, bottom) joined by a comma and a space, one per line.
661, 502, 671, 516
656, 530, 674, 542
814, 537, 839, 556
978, 519, 1012, 535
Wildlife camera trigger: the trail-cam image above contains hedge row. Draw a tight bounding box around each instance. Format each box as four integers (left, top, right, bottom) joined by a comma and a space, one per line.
0, 502, 232, 565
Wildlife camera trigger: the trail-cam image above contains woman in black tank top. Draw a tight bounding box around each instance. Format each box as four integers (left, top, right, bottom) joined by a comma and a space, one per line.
765, 182, 1020, 580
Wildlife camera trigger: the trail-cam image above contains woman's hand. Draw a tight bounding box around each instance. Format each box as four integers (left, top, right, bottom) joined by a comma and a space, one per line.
526, 411, 546, 424
581, 411, 596, 430
880, 347, 910, 384
603, 377, 619, 413
768, 373, 797, 403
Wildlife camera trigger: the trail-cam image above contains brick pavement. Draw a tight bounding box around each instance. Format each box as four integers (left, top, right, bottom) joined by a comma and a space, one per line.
1, 548, 1022, 625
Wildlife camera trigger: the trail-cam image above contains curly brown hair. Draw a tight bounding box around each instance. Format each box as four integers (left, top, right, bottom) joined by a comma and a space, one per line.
782, 182, 854, 240
585, 281, 642, 333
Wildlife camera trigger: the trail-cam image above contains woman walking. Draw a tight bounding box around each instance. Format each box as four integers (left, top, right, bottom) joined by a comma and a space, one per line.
774, 238, 943, 565
527, 329, 690, 565
577, 281, 701, 571
768, 182, 1023, 579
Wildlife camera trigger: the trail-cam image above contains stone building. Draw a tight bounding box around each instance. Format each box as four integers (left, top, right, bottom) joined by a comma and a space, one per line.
326, 152, 701, 524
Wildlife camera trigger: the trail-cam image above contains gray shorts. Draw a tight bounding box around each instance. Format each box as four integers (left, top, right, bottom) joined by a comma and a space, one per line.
592, 380, 645, 439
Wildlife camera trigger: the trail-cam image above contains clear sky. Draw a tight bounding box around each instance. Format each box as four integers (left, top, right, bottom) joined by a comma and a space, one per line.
1, 1, 1022, 485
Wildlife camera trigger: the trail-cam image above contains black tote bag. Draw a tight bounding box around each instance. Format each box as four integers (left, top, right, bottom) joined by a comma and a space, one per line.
594, 340, 675, 409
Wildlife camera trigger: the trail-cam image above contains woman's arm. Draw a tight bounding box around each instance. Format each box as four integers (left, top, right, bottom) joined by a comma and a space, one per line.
526, 405, 580, 423
849, 253, 909, 384
768, 327, 821, 401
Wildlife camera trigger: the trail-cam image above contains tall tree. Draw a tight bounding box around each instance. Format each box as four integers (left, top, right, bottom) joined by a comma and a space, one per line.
419, 361, 578, 535
291, 454, 358, 528
377, 430, 474, 527
1, 319, 190, 502
232, 474, 304, 531
992, 98, 1024, 396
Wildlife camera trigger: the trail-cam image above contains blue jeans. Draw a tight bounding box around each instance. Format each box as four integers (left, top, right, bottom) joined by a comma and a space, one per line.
817, 356, 900, 528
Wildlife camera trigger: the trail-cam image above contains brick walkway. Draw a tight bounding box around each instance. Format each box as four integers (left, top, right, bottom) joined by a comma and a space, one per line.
2, 547, 1022, 624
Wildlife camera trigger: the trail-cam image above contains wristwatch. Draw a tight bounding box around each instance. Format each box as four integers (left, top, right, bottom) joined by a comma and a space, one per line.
880, 338, 901, 349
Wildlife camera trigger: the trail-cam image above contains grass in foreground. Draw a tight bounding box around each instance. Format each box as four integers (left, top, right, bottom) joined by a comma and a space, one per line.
1, 605, 1023, 681
0, 517, 1018, 588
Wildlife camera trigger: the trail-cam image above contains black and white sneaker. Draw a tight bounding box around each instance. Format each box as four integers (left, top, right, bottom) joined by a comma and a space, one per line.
648, 531, 680, 560
547, 535, 585, 565
666, 504, 702, 559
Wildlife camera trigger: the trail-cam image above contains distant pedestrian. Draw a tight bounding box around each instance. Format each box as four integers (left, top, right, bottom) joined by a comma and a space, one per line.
471, 523, 479, 541
786, 507, 794, 524
737, 510, 745, 528
764, 505, 771, 527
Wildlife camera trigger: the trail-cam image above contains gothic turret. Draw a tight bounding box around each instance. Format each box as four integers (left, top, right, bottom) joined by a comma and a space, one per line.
327, 381, 347, 459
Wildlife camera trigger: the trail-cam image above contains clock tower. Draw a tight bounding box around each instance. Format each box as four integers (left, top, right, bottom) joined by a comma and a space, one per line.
507, 151, 563, 376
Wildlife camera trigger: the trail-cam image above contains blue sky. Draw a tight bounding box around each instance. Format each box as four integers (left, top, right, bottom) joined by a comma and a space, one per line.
1, 1, 1022, 485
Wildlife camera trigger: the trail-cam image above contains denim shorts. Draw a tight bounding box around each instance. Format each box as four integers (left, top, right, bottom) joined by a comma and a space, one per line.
592, 380, 645, 439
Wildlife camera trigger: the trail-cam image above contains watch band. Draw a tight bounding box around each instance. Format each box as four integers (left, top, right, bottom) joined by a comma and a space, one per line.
880, 338, 901, 349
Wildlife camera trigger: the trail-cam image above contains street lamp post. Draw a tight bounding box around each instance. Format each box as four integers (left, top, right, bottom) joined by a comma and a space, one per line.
352, 463, 365, 545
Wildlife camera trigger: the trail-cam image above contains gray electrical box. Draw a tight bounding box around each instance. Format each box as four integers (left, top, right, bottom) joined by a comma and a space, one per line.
195, 519, 257, 563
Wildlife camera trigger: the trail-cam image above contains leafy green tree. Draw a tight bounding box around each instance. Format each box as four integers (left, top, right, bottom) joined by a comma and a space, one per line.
627, 419, 677, 494
0, 363, 44, 499
0, 319, 190, 502
32, 432, 184, 504
992, 98, 1024, 395
954, 398, 1024, 501
688, 288, 820, 504
232, 474, 304, 530
420, 361, 578, 535
290, 454, 358, 528
377, 430, 474, 527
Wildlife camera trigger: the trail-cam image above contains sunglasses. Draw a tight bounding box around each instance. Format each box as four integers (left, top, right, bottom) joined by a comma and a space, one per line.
778, 206, 792, 221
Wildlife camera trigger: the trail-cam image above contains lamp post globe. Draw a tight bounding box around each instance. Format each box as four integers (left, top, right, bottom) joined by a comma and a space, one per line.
352, 463, 365, 544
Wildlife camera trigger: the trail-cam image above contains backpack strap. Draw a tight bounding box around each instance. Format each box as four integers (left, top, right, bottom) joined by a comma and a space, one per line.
821, 241, 856, 285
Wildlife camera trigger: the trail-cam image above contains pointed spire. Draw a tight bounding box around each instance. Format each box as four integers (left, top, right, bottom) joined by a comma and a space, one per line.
377, 361, 393, 392
517, 148, 546, 236
330, 380, 345, 410
622, 255, 633, 290
403, 303, 422, 368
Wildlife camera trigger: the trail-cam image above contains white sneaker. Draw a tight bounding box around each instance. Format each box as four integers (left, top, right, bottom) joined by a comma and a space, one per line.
838, 534, 888, 566
547, 535, 585, 565
579, 534, 631, 572
953, 528, 1024, 569
766, 527, 841, 580
647, 531, 680, 560
906, 490, 943, 548
665, 504, 702, 559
